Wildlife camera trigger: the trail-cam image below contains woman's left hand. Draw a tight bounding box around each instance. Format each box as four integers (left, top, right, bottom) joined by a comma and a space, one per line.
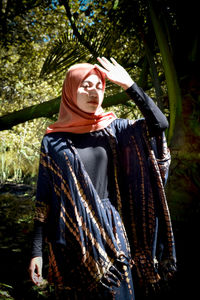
95, 57, 134, 90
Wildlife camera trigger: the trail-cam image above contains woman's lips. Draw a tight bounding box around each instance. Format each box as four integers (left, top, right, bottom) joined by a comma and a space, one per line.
88, 101, 98, 104
88, 97, 99, 104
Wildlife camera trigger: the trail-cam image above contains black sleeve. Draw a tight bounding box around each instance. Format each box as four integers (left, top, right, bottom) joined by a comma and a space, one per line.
31, 221, 44, 258
125, 83, 168, 136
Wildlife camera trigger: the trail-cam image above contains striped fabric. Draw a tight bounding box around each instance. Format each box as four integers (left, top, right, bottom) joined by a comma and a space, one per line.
35, 118, 176, 297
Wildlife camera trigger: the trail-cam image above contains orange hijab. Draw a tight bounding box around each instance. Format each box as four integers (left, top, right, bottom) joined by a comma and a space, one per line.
46, 63, 117, 134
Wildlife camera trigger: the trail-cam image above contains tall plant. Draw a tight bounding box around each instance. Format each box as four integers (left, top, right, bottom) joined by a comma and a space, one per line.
149, 2, 182, 144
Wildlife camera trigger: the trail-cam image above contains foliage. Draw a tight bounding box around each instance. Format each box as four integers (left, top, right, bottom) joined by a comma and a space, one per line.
42, 0, 199, 146
0, 3, 68, 115
0, 283, 14, 300
0, 1, 52, 47
0, 0, 199, 181
0, 184, 34, 298
0, 0, 142, 182
0, 183, 57, 299
0, 4, 199, 300
0, 2, 68, 182
0, 121, 44, 183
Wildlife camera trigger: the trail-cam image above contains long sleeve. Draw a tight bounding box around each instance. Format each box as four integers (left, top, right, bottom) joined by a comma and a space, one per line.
31, 221, 44, 258
126, 83, 171, 183
34, 138, 52, 223
31, 137, 52, 257
125, 83, 168, 136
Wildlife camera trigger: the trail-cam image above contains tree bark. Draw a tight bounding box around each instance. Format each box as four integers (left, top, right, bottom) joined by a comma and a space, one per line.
0, 92, 130, 131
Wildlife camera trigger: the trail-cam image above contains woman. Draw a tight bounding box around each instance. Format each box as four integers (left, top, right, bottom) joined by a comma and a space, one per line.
29, 57, 176, 299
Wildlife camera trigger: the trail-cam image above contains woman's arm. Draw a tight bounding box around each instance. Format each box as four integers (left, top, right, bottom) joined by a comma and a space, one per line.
29, 221, 44, 286
95, 57, 168, 137
125, 83, 168, 136
31, 220, 44, 258
29, 137, 52, 285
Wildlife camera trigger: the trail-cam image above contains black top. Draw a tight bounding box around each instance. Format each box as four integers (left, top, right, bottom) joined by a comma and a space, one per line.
31, 83, 168, 258
68, 130, 111, 200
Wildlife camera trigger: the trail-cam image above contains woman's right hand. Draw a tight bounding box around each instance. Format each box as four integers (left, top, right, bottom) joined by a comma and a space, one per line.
95, 57, 134, 90
29, 256, 43, 286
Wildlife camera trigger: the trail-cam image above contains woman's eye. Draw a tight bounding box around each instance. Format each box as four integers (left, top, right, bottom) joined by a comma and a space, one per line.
81, 83, 89, 89
81, 82, 103, 90
97, 83, 103, 90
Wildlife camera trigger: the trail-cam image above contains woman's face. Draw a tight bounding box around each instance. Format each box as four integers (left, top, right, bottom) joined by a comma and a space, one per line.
76, 74, 104, 114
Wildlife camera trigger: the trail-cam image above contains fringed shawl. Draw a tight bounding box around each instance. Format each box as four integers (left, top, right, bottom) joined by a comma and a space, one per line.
35, 118, 176, 290
106, 119, 176, 286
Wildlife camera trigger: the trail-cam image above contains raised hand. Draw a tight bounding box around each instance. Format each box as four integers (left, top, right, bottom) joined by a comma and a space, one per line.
95, 57, 134, 90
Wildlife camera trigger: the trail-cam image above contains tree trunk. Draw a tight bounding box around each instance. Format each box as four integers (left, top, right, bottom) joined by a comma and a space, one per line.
149, 2, 183, 145
0, 92, 130, 131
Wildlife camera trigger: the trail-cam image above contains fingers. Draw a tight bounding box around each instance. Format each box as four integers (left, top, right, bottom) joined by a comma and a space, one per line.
94, 63, 108, 76
98, 57, 113, 68
95, 57, 121, 80
32, 271, 43, 286
110, 57, 119, 66
97, 57, 118, 70
29, 257, 43, 286
96, 57, 134, 89
29, 264, 34, 281
35, 262, 42, 277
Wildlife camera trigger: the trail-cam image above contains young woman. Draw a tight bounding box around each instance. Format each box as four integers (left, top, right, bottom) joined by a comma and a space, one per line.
29, 57, 176, 299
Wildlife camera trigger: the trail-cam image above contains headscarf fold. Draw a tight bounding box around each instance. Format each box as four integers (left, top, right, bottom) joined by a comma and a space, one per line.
46, 63, 117, 134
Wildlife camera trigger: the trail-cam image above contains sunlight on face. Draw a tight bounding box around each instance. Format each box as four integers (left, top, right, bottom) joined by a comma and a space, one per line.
76, 74, 104, 114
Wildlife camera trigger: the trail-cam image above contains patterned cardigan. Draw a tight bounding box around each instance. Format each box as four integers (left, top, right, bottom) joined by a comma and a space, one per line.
35, 118, 176, 289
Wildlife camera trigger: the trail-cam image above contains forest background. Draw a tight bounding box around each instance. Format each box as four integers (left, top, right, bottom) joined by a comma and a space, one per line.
0, 0, 199, 299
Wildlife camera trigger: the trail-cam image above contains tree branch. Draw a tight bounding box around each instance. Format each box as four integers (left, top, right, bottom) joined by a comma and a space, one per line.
60, 0, 98, 57
0, 92, 130, 131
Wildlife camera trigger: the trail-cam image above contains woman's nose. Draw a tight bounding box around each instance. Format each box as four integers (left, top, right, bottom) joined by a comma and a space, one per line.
89, 86, 98, 94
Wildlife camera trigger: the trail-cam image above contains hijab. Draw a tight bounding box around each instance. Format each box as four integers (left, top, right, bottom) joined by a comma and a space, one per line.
46, 63, 117, 134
